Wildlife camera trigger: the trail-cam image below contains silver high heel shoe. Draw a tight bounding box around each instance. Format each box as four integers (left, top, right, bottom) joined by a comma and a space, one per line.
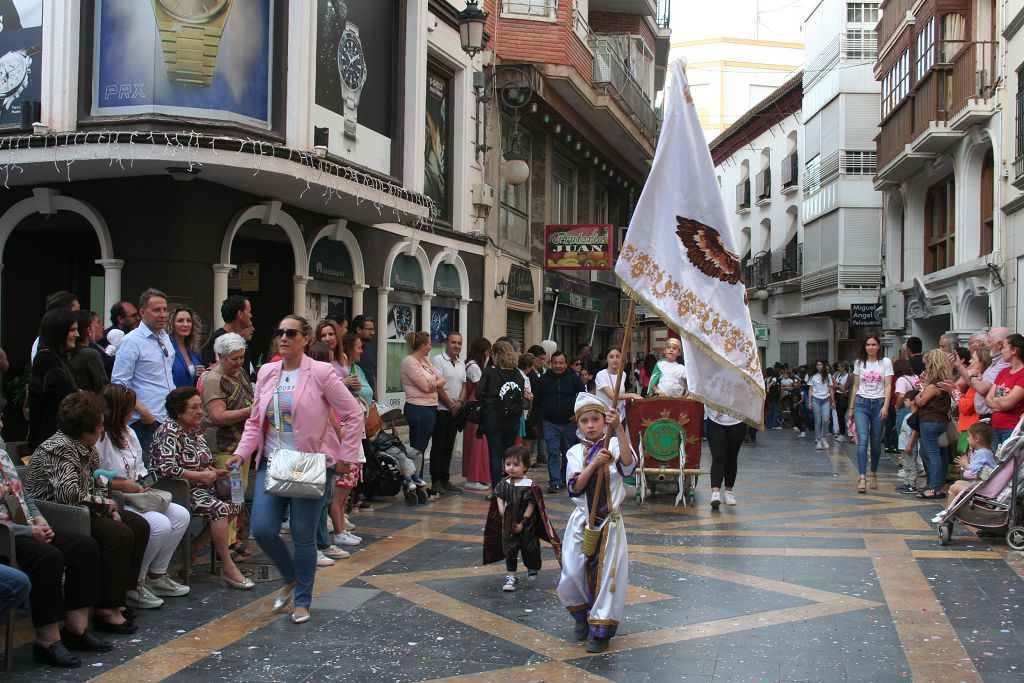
273, 584, 296, 613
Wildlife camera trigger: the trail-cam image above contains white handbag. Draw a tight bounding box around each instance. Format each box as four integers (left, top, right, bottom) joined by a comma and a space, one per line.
264, 389, 327, 499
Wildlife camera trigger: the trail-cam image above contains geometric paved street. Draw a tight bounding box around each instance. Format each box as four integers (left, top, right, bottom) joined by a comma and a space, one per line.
5, 428, 1024, 682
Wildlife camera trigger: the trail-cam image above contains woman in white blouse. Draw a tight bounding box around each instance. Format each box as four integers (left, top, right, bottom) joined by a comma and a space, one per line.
96, 384, 191, 609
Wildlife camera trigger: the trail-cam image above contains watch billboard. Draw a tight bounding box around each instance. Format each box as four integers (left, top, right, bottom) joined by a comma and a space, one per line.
90, 0, 274, 130
314, 0, 398, 175
0, 0, 42, 127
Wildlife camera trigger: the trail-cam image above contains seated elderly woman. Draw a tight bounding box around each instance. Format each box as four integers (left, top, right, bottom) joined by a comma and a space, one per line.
200, 332, 254, 558
2, 444, 109, 668
152, 386, 253, 589
26, 392, 149, 638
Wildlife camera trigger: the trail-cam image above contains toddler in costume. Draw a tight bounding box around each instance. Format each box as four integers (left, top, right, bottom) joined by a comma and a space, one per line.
483, 445, 561, 591
557, 392, 635, 653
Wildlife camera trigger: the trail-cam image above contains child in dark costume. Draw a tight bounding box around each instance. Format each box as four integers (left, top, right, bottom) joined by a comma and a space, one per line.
483, 446, 561, 592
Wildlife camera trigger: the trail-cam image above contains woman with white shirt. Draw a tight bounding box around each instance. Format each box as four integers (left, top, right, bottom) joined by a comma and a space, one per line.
595, 348, 643, 424
95, 384, 191, 609
806, 360, 835, 451
845, 335, 893, 493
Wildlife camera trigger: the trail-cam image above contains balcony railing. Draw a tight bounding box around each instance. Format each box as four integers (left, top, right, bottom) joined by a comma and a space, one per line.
876, 0, 913, 53
843, 33, 878, 61
952, 41, 997, 106
770, 243, 803, 283
736, 179, 751, 211
592, 35, 660, 136
781, 152, 798, 188
656, 0, 670, 29
743, 252, 769, 290
877, 96, 913, 169
755, 168, 771, 202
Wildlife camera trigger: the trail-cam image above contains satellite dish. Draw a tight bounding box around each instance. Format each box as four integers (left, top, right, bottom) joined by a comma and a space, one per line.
912, 277, 932, 316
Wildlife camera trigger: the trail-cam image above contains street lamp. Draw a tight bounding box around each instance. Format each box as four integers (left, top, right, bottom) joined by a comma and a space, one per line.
458, 1, 488, 57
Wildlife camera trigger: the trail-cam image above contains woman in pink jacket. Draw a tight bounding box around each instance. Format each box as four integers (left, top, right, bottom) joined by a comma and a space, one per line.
228, 315, 363, 624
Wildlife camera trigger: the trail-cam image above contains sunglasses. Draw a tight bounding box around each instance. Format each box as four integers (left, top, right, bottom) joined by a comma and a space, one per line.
272, 328, 302, 339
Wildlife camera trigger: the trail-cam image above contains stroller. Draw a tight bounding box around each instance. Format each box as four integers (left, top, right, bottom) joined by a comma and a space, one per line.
934, 415, 1024, 550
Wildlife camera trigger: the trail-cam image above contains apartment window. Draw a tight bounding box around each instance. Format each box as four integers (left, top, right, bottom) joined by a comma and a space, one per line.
780, 342, 799, 369
881, 49, 910, 117
501, 0, 557, 19
806, 341, 829, 363
847, 2, 879, 24
805, 154, 821, 194
980, 149, 994, 256
594, 184, 609, 224
925, 177, 955, 275
845, 28, 877, 60
499, 121, 532, 247
552, 153, 578, 224
939, 13, 966, 63
1016, 69, 1024, 175
916, 17, 936, 76
843, 151, 877, 175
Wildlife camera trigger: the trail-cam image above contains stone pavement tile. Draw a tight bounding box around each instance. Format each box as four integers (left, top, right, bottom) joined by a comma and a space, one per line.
370, 539, 491, 575
626, 533, 867, 549
780, 660, 847, 682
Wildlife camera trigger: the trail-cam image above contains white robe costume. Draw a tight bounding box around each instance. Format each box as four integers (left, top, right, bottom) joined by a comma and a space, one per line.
652, 359, 688, 397
556, 435, 636, 639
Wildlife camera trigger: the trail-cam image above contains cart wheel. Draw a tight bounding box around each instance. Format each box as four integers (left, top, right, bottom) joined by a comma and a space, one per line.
1007, 526, 1024, 551
937, 522, 952, 546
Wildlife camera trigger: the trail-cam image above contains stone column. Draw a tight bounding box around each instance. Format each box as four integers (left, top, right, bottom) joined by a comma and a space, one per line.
377, 286, 393, 401
211, 264, 236, 328
95, 259, 125, 321
421, 293, 433, 345
459, 298, 470, 355
351, 284, 369, 317
293, 276, 313, 318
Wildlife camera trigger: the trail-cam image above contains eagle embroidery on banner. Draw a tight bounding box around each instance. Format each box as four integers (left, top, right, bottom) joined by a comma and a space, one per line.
675, 215, 744, 285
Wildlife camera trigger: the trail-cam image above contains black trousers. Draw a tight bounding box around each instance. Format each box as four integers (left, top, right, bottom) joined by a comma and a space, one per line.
12, 530, 99, 628
484, 412, 519, 489
430, 409, 458, 484
91, 510, 150, 609
707, 420, 746, 489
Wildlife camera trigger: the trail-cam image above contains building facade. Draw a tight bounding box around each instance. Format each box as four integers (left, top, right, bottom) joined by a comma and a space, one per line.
997, 0, 1024, 334
874, 0, 1003, 352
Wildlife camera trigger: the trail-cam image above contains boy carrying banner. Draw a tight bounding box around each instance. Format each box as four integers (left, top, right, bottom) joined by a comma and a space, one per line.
556, 392, 636, 653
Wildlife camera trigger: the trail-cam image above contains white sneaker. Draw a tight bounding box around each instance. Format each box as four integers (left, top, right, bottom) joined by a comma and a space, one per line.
146, 574, 190, 597
799, 431, 806, 438
835, 434, 845, 442
792, 427, 800, 433
724, 491, 737, 506
127, 580, 164, 609
334, 532, 361, 546
464, 481, 489, 490
327, 518, 334, 533
322, 545, 350, 560
815, 439, 823, 450
710, 491, 721, 510
316, 551, 336, 567
280, 520, 290, 534
344, 515, 355, 531
502, 575, 518, 592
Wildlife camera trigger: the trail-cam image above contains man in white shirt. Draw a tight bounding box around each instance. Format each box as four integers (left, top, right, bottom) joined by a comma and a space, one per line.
112, 288, 175, 454
430, 333, 467, 493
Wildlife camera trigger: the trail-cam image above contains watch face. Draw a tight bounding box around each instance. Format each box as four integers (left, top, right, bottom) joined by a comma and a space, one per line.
338, 33, 366, 89
156, 0, 230, 23
0, 52, 28, 97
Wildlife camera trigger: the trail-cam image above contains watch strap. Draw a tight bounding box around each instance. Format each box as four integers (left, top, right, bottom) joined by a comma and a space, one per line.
154, 10, 229, 87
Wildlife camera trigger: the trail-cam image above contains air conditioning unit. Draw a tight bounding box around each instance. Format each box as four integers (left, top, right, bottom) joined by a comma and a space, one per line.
883, 290, 905, 330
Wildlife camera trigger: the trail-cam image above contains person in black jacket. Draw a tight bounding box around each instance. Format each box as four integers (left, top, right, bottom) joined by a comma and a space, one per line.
536, 351, 586, 493
477, 340, 525, 494
28, 309, 80, 450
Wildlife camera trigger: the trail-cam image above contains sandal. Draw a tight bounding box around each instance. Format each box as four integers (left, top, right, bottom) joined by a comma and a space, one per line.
857, 476, 866, 494
869, 473, 878, 490
915, 490, 946, 500
231, 542, 253, 558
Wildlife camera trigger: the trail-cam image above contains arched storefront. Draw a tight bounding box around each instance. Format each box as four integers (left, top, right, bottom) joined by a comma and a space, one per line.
306, 221, 367, 325
379, 242, 431, 406
428, 251, 470, 356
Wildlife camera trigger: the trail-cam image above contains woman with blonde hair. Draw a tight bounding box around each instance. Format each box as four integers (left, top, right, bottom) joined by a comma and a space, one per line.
477, 340, 525, 492
914, 349, 953, 500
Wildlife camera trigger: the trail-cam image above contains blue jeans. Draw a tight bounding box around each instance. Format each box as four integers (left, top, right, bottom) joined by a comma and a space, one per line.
893, 407, 909, 439
853, 396, 885, 475
919, 421, 948, 491
994, 428, 1014, 453
765, 401, 781, 428
316, 470, 335, 551
0, 564, 30, 618
543, 420, 577, 488
811, 397, 831, 441
251, 465, 323, 608
130, 420, 160, 463
404, 403, 437, 456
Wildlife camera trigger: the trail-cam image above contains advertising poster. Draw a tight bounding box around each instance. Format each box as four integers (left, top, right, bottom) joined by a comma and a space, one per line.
92, 0, 274, 129
314, 0, 397, 173
0, 0, 42, 126
430, 308, 454, 345
545, 224, 615, 270
424, 66, 449, 219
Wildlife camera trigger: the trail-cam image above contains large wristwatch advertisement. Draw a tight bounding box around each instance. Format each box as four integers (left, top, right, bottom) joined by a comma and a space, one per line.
337, 21, 366, 139
0, 0, 42, 126
92, 0, 275, 130
150, 0, 233, 88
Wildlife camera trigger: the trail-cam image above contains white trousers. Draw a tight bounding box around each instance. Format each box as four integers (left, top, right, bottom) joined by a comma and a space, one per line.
128, 502, 191, 577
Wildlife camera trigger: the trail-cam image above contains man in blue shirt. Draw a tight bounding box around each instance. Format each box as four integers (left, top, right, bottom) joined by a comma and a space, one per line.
112, 288, 176, 454
536, 351, 586, 493
353, 315, 376, 398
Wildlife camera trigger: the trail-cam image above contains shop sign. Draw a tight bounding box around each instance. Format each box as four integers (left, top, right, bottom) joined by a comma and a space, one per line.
558, 290, 601, 312
545, 224, 614, 270
754, 323, 769, 341
850, 303, 882, 328
433, 263, 461, 298
309, 238, 354, 283
507, 265, 534, 303
0, 1, 43, 128
92, 0, 275, 130
390, 254, 423, 292
240, 263, 259, 292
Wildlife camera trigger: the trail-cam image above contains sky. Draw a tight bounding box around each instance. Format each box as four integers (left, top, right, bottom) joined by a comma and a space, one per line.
669, 0, 813, 43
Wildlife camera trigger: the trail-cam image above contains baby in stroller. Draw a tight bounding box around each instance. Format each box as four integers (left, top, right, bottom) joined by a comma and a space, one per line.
947, 422, 997, 501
